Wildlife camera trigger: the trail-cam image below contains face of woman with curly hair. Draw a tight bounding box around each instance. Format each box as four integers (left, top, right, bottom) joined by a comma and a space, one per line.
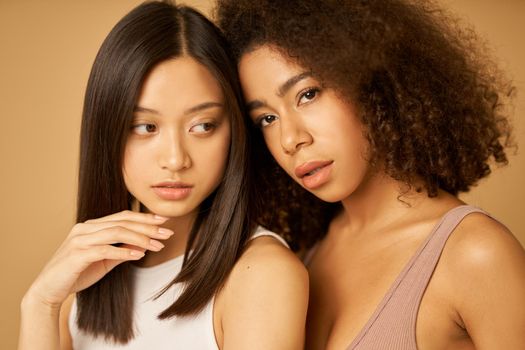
239, 45, 372, 203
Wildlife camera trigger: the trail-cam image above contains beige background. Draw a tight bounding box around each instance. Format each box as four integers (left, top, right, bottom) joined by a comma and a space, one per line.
0, 1, 523, 348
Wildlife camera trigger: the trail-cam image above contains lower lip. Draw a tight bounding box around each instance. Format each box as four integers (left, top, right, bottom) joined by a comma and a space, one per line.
152, 187, 192, 200
301, 163, 333, 190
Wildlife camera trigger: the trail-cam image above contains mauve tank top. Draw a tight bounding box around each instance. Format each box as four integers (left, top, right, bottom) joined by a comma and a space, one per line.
346, 205, 492, 349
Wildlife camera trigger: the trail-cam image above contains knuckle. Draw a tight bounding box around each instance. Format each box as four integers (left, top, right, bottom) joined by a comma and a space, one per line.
150, 225, 160, 234
68, 235, 83, 247
97, 245, 110, 256
108, 225, 125, 235
113, 221, 129, 230
113, 229, 129, 243
125, 231, 145, 246
107, 226, 136, 244
70, 223, 84, 235
138, 235, 150, 246
122, 249, 132, 259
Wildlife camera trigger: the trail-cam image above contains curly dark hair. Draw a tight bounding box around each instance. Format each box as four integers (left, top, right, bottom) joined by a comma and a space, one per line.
215, 0, 514, 249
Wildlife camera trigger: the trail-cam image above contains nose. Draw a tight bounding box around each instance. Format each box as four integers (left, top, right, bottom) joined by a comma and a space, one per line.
158, 130, 191, 172
279, 112, 313, 155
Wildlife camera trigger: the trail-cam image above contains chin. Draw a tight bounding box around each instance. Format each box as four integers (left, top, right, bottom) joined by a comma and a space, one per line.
306, 189, 342, 203
308, 185, 354, 203
141, 201, 198, 218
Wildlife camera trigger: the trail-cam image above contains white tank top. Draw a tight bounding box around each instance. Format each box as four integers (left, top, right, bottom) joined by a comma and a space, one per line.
69, 226, 289, 349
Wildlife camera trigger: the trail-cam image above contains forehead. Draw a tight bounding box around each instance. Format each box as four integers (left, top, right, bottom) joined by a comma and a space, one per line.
238, 45, 305, 93
138, 56, 224, 109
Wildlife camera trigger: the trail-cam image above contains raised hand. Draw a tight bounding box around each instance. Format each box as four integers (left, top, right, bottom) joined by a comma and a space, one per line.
24, 210, 173, 309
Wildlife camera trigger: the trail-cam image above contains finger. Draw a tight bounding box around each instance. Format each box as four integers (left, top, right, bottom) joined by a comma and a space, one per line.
72, 220, 174, 240
71, 227, 166, 252
120, 243, 146, 253
100, 243, 149, 272
81, 245, 145, 263
84, 210, 169, 225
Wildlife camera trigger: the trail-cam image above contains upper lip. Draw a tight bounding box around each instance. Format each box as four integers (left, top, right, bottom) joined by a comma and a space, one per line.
294, 160, 334, 178
152, 181, 193, 188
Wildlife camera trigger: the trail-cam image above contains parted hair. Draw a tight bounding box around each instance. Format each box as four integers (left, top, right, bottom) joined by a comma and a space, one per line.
77, 0, 253, 343
216, 0, 514, 249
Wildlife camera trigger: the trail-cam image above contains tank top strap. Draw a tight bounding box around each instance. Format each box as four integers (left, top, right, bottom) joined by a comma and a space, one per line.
402, 205, 491, 302
249, 226, 290, 249
303, 243, 320, 267
349, 205, 491, 350
426, 205, 490, 250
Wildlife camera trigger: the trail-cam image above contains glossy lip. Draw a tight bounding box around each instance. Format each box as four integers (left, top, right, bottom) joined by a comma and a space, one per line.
294, 160, 334, 178
151, 181, 194, 200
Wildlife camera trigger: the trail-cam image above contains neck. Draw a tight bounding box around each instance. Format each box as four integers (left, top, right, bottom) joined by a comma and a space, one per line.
338, 171, 427, 234
138, 208, 197, 267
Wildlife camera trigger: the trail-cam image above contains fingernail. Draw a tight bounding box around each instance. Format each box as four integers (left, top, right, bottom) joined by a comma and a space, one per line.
158, 228, 174, 237
154, 215, 169, 221
149, 239, 165, 250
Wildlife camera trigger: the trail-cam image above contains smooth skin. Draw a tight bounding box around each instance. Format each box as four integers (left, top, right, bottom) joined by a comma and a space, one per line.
19, 211, 171, 350
238, 45, 525, 350
19, 56, 308, 350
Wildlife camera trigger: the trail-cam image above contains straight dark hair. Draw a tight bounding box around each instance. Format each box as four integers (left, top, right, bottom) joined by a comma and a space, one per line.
76, 0, 253, 343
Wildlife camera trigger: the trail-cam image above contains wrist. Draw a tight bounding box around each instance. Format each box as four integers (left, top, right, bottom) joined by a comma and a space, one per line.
21, 289, 62, 316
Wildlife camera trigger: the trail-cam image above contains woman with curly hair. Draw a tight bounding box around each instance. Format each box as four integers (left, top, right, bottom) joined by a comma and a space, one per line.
216, 0, 525, 348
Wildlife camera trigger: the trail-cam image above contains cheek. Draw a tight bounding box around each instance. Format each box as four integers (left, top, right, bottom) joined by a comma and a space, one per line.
122, 146, 134, 181
195, 130, 231, 179
263, 132, 287, 165
214, 137, 231, 172
265, 141, 297, 179
122, 143, 150, 186
330, 121, 370, 176
316, 100, 367, 151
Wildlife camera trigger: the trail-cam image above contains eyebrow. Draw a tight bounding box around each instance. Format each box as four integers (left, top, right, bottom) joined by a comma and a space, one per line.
134, 102, 223, 116
246, 71, 313, 112
277, 72, 312, 98
246, 100, 267, 112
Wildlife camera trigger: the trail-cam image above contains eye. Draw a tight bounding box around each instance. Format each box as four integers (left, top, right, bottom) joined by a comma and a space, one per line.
257, 114, 278, 128
132, 123, 157, 135
298, 88, 320, 105
190, 122, 217, 134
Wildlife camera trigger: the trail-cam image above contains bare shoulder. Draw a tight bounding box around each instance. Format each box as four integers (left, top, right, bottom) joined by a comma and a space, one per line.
446, 212, 525, 269
217, 231, 308, 349
443, 211, 525, 348
224, 233, 308, 305
236, 233, 308, 279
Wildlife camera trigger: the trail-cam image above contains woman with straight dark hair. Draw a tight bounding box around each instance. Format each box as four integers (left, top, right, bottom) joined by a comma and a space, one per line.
217, 0, 525, 349
18, 1, 307, 349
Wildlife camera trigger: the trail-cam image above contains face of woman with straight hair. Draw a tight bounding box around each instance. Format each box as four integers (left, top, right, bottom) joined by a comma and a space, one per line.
239, 45, 371, 203
123, 56, 231, 218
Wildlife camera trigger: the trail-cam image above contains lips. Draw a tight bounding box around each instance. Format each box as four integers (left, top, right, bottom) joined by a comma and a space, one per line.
153, 181, 193, 189
152, 181, 193, 200
294, 160, 334, 178
294, 160, 334, 190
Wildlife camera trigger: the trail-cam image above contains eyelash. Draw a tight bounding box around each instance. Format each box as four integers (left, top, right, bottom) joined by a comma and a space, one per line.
130, 122, 218, 135
131, 123, 157, 135
254, 87, 321, 128
189, 122, 217, 134
297, 87, 320, 105
256, 114, 278, 128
